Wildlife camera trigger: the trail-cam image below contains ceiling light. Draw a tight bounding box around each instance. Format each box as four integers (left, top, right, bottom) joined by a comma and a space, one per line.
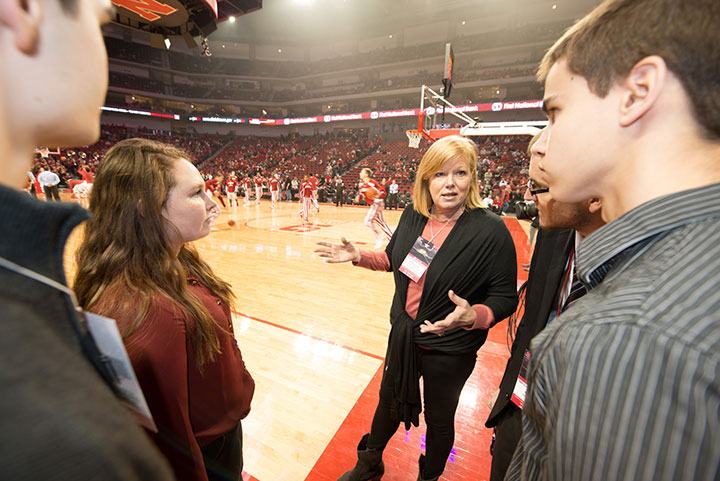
229, 16, 236, 23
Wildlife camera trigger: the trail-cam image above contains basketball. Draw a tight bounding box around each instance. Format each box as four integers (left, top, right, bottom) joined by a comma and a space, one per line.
366, 187, 379, 202
228, 219, 236, 226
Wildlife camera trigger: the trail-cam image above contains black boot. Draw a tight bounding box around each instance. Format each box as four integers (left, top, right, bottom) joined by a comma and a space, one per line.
416, 454, 439, 481
337, 434, 384, 481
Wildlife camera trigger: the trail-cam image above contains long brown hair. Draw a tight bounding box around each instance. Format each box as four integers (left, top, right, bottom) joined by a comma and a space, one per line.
74, 138, 234, 367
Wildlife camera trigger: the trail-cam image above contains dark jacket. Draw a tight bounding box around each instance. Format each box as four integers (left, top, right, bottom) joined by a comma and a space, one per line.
384, 205, 519, 428
0, 186, 174, 480
486, 227, 574, 427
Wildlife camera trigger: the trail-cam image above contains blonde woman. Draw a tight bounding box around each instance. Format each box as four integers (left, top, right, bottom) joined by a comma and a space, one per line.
316, 136, 518, 481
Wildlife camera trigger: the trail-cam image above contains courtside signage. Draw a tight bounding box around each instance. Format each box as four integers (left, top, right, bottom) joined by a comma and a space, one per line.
102, 100, 542, 125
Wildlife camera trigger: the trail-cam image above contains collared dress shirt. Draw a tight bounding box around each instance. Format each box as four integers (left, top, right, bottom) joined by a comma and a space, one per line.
37, 171, 60, 187
506, 183, 720, 481
38, 170, 60, 187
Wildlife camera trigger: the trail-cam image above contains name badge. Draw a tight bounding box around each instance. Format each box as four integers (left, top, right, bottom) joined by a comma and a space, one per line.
399, 236, 438, 283
511, 349, 531, 409
84, 311, 158, 432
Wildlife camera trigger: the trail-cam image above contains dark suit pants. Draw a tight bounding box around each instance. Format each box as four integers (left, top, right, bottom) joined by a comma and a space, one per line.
43, 185, 60, 202
489, 404, 522, 481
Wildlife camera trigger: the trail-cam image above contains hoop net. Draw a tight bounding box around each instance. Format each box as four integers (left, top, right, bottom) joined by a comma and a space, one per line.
406, 130, 424, 148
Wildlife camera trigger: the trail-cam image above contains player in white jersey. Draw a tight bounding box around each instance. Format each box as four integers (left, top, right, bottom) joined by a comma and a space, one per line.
242, 175, 252, 204
225, 173, 239, 209
72, 181, 92, 208
269, 174, 280, 209
356, 168, 393, 248
254, 174, 264, 205
298, 175, 313, 222
308, 174, 320, 212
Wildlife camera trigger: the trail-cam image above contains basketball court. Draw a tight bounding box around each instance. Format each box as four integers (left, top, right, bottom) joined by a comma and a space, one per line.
52, 40, 544, 481
63, 197, 532, 481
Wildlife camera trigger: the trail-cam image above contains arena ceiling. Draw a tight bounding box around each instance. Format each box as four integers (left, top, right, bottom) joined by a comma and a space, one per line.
101, 0, 604, 122
106, 0, 603, 50
209, 0, 603, 44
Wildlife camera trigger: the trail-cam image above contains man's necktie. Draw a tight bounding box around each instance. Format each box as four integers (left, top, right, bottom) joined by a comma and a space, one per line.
561, 271, 586, 312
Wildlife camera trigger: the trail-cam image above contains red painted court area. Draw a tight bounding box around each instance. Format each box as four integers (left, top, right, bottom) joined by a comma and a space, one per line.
279, 223, 334, 232
304, 218, 529, 481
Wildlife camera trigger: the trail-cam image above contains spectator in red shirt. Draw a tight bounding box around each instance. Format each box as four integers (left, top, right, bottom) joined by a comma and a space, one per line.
499, 185, 511, 216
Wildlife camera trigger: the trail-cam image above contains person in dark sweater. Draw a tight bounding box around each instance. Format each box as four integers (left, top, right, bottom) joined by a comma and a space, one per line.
316, 136, 518, 481
0, 0, 174, 478
334, 176, 345, 207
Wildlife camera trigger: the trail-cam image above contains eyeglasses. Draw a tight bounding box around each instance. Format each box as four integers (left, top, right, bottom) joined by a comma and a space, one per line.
527, 179, 549, 196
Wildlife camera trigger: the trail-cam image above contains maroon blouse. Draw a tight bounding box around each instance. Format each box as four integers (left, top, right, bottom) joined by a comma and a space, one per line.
114, 278, 254, 481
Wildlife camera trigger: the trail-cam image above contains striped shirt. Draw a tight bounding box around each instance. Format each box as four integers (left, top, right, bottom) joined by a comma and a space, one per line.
506, 183, 720, 481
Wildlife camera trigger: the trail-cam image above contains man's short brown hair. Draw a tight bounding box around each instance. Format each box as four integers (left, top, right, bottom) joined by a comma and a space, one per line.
538, 0, 720, 140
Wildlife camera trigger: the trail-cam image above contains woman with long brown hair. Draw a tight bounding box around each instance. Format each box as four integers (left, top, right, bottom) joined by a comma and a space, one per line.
74, 138, 254, 481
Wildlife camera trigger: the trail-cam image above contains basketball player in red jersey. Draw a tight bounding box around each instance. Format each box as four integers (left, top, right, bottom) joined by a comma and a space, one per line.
308, 173, 320, 212
253, 173, 265, 205
357, 168, 393, 248
269, 174, 280, 209
78, 164, 94, 183
205, 174, 226, 211
225, 172, 239, 210
299, 175, 313, 222
242, 174, 252, 204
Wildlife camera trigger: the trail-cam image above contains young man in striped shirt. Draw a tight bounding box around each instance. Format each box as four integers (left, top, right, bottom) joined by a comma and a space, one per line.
507, 0, 720, 480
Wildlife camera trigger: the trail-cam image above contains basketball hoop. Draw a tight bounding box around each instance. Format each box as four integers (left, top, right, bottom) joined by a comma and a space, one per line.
34, 147, 59, 159
406, 130, 424, 148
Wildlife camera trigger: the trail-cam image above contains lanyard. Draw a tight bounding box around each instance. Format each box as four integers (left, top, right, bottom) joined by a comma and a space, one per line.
0, 255, 82, 313
428, 210, 461, 244
0, 255, 128, 394
1, 255, 161, 430
428, 217, 453, 244
0, 255, 93, 339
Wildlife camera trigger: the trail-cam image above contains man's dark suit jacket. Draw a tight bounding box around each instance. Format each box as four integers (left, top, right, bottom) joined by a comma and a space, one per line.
486, 227, 575, 427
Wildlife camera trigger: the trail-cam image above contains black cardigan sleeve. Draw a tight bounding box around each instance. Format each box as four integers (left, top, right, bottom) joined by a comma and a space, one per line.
482, 218, 520, 323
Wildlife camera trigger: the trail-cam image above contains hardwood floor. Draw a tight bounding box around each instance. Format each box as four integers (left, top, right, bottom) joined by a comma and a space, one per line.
63, 197, 531, 481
